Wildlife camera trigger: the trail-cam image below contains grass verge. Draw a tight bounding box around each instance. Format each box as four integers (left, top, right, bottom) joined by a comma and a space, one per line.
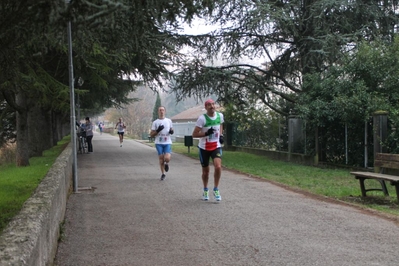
2, 138, 398, 234
168, 142, 399, 217
0, 136, 70, 233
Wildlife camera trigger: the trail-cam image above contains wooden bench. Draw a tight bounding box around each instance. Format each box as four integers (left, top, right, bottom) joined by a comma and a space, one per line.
148, 136, 155, 142
351, 153, 399, 201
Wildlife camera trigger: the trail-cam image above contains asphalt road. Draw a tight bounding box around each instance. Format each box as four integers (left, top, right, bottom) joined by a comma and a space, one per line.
54, 132, 399, 266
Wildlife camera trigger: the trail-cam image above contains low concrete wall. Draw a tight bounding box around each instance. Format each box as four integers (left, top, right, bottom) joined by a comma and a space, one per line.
0, 143, 73, 266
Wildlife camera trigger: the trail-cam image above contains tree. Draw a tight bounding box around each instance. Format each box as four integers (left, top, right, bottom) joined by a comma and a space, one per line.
153, 92, 162, 122
164, 0, 399, 165
296, 38, 399, 164
170, 0, 399, 117
0, 0, 215, 165
0, 0, 67, 165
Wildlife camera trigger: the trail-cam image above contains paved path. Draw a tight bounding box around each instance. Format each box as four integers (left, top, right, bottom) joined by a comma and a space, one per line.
54, 133, 399, 266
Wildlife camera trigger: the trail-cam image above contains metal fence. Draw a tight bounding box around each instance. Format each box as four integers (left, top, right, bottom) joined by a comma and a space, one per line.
170, 112, 393, 168
227, 112, 394, 168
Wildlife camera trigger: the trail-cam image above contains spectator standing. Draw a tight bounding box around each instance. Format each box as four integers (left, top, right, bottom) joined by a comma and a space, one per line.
150, 106, 174, 181
85, 117, 94, 153
192, 99, 224, 201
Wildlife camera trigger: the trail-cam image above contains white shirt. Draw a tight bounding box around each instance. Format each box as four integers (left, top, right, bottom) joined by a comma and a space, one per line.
151, 118, 173, 144
116, 122, 125, 132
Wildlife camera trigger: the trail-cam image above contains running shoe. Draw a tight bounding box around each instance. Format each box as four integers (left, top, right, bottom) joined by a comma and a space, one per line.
164, 163, 169, 172
202, 189, 209, 201
161, 174, 166, 181
213, 189, 222, 201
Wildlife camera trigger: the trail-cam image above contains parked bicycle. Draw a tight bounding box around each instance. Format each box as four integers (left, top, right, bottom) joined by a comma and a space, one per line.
77, 127, 87, 154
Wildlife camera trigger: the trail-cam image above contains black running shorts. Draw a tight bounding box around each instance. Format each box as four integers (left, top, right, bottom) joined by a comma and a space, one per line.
198, 147, 222, 167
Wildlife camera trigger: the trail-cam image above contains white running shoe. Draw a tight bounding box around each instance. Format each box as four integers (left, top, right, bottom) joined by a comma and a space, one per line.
203, 189, 209, 201
213, 189, 222, 201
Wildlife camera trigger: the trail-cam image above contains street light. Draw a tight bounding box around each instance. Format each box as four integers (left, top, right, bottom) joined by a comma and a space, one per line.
66, 0, 78, 192
75, 77, 84, 123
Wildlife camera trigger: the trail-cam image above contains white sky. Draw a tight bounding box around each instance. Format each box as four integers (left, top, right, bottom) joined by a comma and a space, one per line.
179, 19, 266, 66
180, 18, 219, 35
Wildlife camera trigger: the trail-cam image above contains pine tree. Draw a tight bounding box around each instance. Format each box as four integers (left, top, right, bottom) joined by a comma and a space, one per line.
0, 0, 214, 166
152, 92, 161, 122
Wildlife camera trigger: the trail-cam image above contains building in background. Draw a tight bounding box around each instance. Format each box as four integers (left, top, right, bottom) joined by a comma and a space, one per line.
170, 103, 222, 140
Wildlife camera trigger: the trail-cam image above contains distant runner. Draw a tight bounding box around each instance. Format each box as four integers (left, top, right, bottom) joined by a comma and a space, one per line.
98, 122, 103, 135
115, 118, 126, 147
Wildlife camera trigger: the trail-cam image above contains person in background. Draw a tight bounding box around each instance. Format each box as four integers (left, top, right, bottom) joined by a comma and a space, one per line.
85, 117, 94, 153
192, 99, 224, 202
150, 106, 174, 181
115, 117, 126, 147
98, 122, 103, 135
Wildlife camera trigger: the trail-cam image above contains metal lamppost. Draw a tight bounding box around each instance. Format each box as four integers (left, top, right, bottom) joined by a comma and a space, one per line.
75, 77, 84, 123
66, 0, 78, 192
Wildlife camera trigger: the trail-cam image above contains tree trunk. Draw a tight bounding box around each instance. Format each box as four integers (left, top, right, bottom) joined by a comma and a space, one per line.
51, 111, 57, 145
314, 127, 319, 166
53, 111, 70, 145
52, 111, 60, 145
15, 91, 30, 166
63, 112, 71, 139
28, 106, 52, 157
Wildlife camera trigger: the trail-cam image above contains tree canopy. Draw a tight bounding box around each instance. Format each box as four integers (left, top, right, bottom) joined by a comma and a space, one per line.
0, 0, 214, 165
170, 0, 399, 117
3, 0, 399, 166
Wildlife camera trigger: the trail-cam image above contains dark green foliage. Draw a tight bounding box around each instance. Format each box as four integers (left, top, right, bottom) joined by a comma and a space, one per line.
152, 92, 162, 121
224, 103, 286, 150
0, 0, 215, 163
3, 0, 399, 168
167, 0, 399, 167
170, 0, 399, 116
296, 38, 399, 166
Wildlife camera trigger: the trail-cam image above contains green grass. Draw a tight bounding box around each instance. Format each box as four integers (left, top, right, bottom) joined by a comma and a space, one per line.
1, 139, 398, 234
0, 136, 70, 233
169, 142, 399, 216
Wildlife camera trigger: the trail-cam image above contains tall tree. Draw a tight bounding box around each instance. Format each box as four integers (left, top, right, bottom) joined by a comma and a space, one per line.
170, 0, 399, 116
296, 38, 399, 164
153, 92, 162, 122
0, 0, 215, 165
0, 0, 74, 165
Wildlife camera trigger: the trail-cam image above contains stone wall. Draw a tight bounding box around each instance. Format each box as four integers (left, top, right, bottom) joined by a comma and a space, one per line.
0, 143, 73, 266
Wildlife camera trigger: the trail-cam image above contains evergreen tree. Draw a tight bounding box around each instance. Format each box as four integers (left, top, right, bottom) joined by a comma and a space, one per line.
167, 0, 399, 165
152, 92, 162, 122
170, 0, 399, 117
0, 0, 214, 166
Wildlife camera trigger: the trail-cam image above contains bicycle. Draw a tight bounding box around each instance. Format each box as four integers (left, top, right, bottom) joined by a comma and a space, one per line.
77, 129, 87, 154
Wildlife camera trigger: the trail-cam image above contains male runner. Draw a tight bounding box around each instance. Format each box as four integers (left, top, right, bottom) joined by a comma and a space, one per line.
192, 99, 224, 201
150, 106, 174, 180
115, 117, 126, 147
